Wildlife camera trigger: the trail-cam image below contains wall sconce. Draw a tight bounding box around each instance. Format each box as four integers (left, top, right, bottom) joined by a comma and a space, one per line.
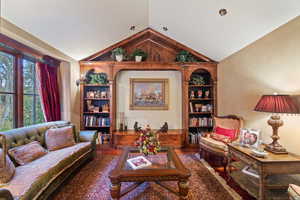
76, 74, 86, 86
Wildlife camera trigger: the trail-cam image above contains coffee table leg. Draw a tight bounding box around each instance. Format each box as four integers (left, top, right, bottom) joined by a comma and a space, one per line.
110, 183, 121, 200
178, 180, 189, 199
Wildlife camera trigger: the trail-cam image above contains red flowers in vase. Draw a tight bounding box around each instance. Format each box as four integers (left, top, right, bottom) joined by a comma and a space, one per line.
136, 126, 160, 156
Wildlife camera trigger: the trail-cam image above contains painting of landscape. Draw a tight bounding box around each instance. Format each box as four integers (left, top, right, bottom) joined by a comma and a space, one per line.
130, 79, 169, 110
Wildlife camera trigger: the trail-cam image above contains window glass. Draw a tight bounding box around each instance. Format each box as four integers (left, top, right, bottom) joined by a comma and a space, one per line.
0, 94, 14, 131
23, 59, 45, 126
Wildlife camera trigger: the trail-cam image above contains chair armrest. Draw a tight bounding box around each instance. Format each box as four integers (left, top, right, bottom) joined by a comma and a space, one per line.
79, 131, 98, 150
0, 188, 13, 200
202, 132, 211, 138
0, 134, 7, 166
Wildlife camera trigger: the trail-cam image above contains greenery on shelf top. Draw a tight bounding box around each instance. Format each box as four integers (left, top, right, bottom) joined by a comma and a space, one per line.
190, 75, 205, 85
111, 47, 126, 58
175, 50, 198, 62
131, 49, 148, 61
85, 69, 109, 84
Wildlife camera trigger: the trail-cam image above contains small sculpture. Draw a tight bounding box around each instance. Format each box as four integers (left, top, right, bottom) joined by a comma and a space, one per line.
159, 122, 168, 133
134, 122, 142, 132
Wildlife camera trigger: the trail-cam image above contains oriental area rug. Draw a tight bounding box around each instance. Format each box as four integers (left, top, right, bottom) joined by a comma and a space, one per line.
51, 151, 241, 200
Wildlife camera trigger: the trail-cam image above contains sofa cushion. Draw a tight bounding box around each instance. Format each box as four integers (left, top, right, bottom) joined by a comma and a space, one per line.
1, 142, 91, 200
8, 141, 47, 166
288, 184, 300, 200
200, 136, 228, 152
0, 149, 15, 184
45, 126, 75, 151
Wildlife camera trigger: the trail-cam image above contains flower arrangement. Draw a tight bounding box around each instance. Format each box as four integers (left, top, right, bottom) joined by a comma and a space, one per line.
136, 126, 160, 156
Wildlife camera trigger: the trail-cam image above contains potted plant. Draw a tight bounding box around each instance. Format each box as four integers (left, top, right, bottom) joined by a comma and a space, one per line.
111, 47, 126, 62
131, 49, 147, 62
175, 50, 198, 62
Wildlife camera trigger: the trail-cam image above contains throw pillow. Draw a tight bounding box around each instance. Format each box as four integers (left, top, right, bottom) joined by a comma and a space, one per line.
8, 141, 47, 166
0, 148, 15, 184
45, 126, 75, 151
211, 126, 237, 143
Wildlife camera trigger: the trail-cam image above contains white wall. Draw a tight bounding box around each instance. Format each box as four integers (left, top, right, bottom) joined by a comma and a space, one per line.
116, 71, 182, 130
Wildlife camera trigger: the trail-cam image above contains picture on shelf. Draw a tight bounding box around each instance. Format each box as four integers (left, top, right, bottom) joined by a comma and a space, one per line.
130, 78, 169, 110
240, 128, 260, 148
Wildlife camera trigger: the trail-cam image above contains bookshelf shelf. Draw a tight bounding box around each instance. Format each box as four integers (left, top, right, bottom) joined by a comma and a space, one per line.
83, 84, 110, 87
84, 98, 110, 100
189, 112, 212, 114
189, 85, 213, 87
189, 98, 212, 101
83, 112, 110, 114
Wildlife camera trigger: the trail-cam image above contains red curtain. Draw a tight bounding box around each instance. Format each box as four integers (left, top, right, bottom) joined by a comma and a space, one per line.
36, 62, 61, 122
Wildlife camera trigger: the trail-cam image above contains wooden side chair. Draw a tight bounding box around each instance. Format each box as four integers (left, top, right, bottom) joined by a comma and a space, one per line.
199, 115, 243, 171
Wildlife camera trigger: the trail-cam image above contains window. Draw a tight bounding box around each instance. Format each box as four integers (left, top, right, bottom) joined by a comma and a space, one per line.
0, 51, 45, 131
23, 59, 44, 126
0, 51, 15, 131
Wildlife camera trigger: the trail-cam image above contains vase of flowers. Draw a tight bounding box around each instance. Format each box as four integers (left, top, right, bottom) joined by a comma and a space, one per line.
136, 126, 160, 156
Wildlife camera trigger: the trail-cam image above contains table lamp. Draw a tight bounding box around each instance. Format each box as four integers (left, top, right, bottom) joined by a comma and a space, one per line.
254, 94, 299, 154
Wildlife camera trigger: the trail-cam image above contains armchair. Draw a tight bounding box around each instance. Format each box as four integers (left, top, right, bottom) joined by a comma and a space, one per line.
199, 115, 243, 171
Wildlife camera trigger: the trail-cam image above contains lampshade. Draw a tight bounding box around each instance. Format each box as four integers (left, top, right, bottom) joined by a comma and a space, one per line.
254, 95, 299, 114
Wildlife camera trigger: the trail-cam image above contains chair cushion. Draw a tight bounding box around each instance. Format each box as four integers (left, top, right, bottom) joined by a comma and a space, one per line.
200, 136, 228, 152
2, 142, 91, 200
211, 126, 237, 143
45, 126, 75, 151
0, 149, 15, 184
288, 184, 300, 200
8, 141, 47, 166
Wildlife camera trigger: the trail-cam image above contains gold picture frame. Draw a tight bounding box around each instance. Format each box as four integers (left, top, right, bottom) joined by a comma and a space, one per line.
130, 78, 169, 110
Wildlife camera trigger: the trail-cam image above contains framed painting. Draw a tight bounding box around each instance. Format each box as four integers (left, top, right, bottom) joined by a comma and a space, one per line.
130, 78, 169, 110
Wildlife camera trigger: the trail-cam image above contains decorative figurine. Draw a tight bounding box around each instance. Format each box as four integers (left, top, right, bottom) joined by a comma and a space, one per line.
134, 122, 142, 132
159, 122, 168, 133
205, 90, 210, 98
190, 91, 195, 98
197, 90, 203, 98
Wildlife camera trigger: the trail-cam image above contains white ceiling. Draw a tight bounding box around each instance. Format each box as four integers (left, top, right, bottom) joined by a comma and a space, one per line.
2, 0, 300, 61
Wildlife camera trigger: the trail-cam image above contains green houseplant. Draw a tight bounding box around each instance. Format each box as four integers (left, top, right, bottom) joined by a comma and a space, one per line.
175, 50, 197, 62
111, 47, 126, 62
131, 49, 147, 62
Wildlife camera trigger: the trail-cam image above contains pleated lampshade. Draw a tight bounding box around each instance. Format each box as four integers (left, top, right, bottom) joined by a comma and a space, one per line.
254, 95, 299, 114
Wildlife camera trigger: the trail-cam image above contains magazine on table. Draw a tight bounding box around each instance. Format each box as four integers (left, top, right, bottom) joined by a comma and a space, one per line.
127, 156, 152, 170
242, 165, 260, 179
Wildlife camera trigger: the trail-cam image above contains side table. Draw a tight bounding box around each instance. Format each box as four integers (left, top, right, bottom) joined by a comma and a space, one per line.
227, 143, 300, 200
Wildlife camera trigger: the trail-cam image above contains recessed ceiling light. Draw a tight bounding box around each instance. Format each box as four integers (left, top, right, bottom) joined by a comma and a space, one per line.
162, 26, 168, 31
219, 9, 228, 16
130, 26, 136, 31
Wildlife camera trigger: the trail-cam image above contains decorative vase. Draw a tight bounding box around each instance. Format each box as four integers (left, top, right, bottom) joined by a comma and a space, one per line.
135, 56, 142, 62
115, 55, 123, 62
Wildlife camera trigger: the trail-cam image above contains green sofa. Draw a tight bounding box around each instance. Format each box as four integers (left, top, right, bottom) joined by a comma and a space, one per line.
0, 121, 98, 200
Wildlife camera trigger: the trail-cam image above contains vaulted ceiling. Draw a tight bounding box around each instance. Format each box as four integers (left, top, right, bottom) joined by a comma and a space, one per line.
2, 0, 300, 61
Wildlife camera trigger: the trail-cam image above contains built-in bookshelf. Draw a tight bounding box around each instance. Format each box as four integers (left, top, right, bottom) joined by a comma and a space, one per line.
187, 70, 215, 147
81, 84, 111, 145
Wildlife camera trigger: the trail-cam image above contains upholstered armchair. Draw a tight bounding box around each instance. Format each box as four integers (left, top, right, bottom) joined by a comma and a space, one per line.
199, 115, 243, 171
288, 184, 300, 200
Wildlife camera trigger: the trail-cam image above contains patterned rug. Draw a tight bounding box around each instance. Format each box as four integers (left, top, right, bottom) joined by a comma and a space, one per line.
51, 153, 241, 200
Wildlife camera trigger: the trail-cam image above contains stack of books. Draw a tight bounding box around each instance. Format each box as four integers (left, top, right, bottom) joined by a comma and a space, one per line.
189, 132, 202, 144
84, 116, 110, 127
190, 117, 213, 127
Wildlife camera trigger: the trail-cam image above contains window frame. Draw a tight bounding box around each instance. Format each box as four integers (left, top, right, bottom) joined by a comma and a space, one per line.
0, 47, 43, 128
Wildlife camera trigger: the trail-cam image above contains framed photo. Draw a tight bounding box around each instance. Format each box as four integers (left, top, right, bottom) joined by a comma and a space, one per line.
240, 128, 260, 148
130, 78, 169, 110
126, 156, 152, 170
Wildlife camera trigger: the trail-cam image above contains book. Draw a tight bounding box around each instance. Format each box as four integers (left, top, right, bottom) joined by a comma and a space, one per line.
126, 156, 152, 170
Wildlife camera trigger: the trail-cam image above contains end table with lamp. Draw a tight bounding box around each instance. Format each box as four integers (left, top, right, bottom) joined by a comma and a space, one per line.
254, 94, 299, 154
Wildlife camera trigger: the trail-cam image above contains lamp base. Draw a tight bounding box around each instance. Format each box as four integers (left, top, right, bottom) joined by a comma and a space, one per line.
264, 144, 288, 154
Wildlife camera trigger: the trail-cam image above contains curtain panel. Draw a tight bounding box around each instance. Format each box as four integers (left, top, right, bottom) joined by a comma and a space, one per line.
36, 62, 61, 122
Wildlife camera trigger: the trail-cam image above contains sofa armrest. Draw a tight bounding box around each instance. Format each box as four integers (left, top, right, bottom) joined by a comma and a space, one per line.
79, 131, 98, 150
0, 188, 13, 200
0, 134, 7, 166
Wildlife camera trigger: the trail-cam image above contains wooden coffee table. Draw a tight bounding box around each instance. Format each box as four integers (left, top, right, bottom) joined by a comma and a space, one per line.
109, 147, 191, 200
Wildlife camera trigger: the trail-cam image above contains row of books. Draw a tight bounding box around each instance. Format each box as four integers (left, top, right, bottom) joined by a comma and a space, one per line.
189, 132, 202, 144
97, 132, 111, 144
84, 116, 110, 127
189, 102, 213, 113
190, 117, 213, 127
